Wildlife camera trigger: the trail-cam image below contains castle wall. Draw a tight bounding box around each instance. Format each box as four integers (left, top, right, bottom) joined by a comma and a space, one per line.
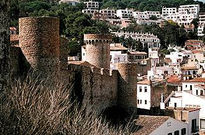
117, 63, 137, 112
68, 64, 118, 114
19, 17, 60, 74
84, 34, 112, 69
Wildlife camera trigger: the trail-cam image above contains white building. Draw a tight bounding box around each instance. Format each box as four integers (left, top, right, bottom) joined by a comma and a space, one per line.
110, 43, 128, 69
116, 9, 133, 19
134, 115, 188, 135
165, 78, 205, 131
113, 31, 160, 50
84, 0, 99, 9
162, 4, 200, 27
198, 12, 205, 37
166, 107, 200, 135
178, 4, 200, 18
137, 80, 151, 110
133, 11, 161, 20
99, 8, 116, 19
162, 7, 177, 18
82, 9, 98, 16
59, 0, 80, 5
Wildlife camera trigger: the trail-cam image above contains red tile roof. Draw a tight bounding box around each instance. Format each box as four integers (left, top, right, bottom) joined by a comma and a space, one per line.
183, 78, 205, 83
167, 75, 181, 84
181, 66, 198, 70
137, 79, 151, 85
134, 115, 170, 135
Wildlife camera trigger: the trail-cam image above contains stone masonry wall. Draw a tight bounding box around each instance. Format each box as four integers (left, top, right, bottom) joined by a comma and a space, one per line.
19, 17, 60, 75
68, 64, 118, 114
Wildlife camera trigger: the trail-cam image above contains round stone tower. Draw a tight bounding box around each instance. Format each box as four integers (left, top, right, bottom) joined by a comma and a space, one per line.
117, 62, 137, 112
19, 17, 60, 74
84, 34, 112, 69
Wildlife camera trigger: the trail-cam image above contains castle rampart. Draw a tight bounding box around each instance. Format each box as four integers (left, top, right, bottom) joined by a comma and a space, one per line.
19, 17, 60, 74
68, 63, 118, 114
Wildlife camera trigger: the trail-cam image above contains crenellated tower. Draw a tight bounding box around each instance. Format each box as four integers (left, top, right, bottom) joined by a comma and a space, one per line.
84, 34, 112, 69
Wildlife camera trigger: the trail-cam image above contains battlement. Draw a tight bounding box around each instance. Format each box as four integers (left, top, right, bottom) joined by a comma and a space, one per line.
69, 63, 117, 77
84, 34, 112, 44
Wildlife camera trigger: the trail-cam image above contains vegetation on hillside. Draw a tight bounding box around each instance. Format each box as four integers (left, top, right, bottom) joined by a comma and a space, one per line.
11, 0, 110, 55
10, 0, 204, 54
98, 0, 205, 11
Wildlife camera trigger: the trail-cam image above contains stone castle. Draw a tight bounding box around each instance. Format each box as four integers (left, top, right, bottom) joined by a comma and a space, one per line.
11, 16, 138, 114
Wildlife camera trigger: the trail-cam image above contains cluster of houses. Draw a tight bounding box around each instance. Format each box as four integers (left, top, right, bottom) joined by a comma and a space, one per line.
51, 0, 205, 134
80, 37, 205, 134
76, 0, 205, 37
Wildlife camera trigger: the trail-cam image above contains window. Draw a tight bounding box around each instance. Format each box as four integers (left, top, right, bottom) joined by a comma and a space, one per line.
192, 119, 197, 133
185, 85, 187, 88
196, 90, 198, 95
201, 90, 203, 95
190, 85, 193, 90
181, 128, 186, 135
140, 100, 142, 104
144, 86, 147, 92
174, 130, 179, 135
174, 103, 177, 108
139, 86, 142, 92
201, 119, 205, 129
137, 100, 139, 104
145, 100, 147, 104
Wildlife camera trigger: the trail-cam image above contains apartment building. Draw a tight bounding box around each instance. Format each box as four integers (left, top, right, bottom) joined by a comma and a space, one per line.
113, 31, 160, 50
162, 4, 200, 27
59, 0, 80, 6
116, 9, 133, 19
99, 8, 116, 19
198, 12, 205, 37
133, 11, 161, 20
84, 0, 99, 9
82, 9, 98, 16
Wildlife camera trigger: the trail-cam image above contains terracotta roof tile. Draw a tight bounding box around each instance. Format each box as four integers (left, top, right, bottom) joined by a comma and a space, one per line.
167, 75, 181, 84
133, 115, 170, 135
183, 78, 205, 83
137, 79, 151, 85
128, 51, 147, 55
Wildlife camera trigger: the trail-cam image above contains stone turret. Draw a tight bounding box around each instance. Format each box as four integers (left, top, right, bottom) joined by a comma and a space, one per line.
84, 34, 112, 69
19, 17, 60, 74
117, 62, 138, 113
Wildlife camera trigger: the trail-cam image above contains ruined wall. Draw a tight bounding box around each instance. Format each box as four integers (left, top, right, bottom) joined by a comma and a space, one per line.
117, 63, 137, 112
19, 17, 60, 74
135, 58, 151, 75
151, 82, 168, 108
68, 64, 118, 114
84, 34, 112, 69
